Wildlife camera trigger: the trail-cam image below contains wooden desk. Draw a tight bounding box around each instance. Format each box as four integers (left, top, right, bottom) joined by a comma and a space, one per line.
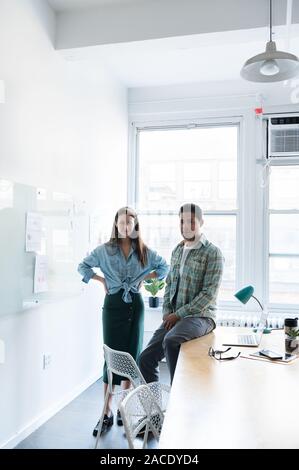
159, 327, 299, 449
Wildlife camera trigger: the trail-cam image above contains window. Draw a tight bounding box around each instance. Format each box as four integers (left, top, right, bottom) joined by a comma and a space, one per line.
133, 124, 239, 303
268, 165, 299, 306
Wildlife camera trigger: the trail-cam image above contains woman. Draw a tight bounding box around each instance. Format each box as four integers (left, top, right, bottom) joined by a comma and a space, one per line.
77, 206, 168, 436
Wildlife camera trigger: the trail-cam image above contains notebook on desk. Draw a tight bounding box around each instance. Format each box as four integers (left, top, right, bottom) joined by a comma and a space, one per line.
222, 310, 269, 347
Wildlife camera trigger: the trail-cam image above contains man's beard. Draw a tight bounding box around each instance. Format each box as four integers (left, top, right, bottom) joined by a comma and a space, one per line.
181, 232, 196, 241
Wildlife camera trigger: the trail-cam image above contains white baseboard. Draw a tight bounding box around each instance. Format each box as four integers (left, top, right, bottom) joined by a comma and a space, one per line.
0, 372, 101, 450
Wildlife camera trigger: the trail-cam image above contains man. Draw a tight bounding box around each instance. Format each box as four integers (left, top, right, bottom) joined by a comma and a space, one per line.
139, 203, 224, 384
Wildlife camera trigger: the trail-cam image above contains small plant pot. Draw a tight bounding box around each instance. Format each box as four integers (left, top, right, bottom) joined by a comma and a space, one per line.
285, 338, 299, 354
149, 297, 159, 308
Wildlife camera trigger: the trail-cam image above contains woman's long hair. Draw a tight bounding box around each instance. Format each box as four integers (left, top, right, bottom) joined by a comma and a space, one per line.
107, 206, 148, 267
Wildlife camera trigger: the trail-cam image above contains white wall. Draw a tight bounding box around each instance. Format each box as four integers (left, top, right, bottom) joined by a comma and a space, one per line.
128, 80, 299, 115
0, 0, 128, 448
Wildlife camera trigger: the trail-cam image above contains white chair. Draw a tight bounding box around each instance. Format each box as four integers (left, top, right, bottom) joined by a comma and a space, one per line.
94, 344, 170, 449
119, 384, 164, 449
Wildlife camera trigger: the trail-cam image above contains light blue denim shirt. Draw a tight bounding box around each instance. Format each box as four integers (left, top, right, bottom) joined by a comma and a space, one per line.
78, 242, 169, 303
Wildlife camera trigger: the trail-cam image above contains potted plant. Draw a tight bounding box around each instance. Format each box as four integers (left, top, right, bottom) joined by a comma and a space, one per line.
144, 278, 165, 308
285, 328, 299, 354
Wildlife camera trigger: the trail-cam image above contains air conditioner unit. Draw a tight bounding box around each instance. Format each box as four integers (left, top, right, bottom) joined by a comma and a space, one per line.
268, 115, 299, 158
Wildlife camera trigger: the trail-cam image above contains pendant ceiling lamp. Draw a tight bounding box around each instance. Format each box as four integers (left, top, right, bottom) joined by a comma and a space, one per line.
240, 0, 299, 82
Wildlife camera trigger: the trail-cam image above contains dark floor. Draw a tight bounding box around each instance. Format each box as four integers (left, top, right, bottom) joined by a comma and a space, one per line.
15, 362, 170, 450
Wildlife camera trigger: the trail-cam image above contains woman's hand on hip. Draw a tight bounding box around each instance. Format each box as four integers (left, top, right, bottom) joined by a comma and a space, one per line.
100, 277, 108, 294
140, 271, 157, 290
143, 271, 157, 281
92, 274, 108, 294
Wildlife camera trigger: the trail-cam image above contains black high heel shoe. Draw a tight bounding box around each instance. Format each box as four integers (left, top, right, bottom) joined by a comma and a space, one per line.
117, 409, 123, 426
92, 413, 114, 437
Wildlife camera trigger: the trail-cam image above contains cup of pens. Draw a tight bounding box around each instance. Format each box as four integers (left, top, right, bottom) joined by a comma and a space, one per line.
284, 318, 299, 355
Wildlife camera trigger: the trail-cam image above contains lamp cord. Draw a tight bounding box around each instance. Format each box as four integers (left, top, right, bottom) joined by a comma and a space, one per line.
269, 0, 273, 42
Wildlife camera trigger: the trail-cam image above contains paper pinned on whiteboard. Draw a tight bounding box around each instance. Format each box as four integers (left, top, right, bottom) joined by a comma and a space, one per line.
34, 254, 48, 293
26, 212, 43, 252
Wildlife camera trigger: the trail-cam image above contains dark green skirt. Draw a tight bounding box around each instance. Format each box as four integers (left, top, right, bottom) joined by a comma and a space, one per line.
102, 289, 144, 385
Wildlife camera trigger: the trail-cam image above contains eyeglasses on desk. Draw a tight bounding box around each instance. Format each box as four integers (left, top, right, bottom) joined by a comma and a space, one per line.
208, 346, 241, 361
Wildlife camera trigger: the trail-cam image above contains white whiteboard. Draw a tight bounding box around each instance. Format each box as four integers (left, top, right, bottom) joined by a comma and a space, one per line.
0, 179, 89, 316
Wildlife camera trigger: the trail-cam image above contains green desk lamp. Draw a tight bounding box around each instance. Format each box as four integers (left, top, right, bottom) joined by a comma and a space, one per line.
234, 285, 271, 334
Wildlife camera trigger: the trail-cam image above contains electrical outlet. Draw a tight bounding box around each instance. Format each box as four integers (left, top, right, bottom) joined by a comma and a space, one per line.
43, 353, 51, 370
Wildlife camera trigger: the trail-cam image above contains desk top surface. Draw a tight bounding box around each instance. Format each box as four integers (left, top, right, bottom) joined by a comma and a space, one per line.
159, 327, 299, 449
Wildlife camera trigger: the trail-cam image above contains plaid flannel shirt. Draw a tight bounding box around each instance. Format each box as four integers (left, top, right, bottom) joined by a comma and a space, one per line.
162, 234, 224, 322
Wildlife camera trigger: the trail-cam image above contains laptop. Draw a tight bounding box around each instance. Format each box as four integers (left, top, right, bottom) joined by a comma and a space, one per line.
222, 310, 269, 347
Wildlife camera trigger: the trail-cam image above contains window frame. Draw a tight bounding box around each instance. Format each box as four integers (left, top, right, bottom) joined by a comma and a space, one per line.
128, 116, 245, 310
264, 158, 299, 312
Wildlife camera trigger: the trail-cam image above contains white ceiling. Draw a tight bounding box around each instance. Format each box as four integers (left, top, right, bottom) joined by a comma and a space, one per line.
49, 0, 299, 89
61, 26, 299, 88
48, 0, 146, 12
